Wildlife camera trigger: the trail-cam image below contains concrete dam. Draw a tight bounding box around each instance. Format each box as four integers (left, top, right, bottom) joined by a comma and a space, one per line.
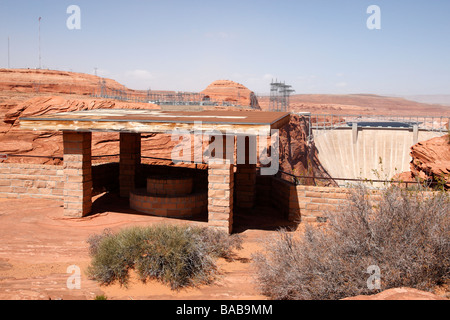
308, 115, 447, 185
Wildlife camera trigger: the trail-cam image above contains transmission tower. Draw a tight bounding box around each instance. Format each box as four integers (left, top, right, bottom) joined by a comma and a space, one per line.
270, 79, 295, 112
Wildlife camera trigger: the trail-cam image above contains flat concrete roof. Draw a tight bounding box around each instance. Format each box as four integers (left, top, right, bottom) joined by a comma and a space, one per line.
20, 109, 290, 135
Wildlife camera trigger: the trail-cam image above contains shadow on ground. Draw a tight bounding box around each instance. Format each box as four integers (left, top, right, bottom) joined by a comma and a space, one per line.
91, 192, 297, 234
91, 191, 208, 223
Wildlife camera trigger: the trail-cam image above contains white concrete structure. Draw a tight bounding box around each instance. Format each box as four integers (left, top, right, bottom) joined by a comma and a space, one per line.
313, 126, 443, 185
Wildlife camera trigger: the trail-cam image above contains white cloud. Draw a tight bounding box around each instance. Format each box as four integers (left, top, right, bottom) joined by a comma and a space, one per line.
118, 69, 155, 90
124, 69, 154, 81
335, 81, 348, 88
95, 68, 110, 77
218, 32, 230, 39
297, 75, 318, 82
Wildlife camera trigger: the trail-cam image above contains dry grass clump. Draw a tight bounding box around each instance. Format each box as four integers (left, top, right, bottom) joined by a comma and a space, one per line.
253, 184, 449, 300
87, 224, 242, 290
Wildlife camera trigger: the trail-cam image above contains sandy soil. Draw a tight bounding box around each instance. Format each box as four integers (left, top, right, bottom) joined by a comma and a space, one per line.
0, 195, 447, 301
0, 194, 294, 300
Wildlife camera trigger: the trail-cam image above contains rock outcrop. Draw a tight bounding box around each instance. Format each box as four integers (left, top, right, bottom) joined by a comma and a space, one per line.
0, 68, 128, 96
278, 114, 336, 186
0, 95, 160, 164
410, 135, 450, 188
201, 80, 260, 109
344, 287, 447, 300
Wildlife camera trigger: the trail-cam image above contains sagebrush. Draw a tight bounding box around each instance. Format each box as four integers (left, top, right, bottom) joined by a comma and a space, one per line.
87, 224, 242, 290
253, 184, 450, 300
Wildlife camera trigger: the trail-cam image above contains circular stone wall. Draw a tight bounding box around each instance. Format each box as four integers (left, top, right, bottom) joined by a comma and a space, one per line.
130, 189, 207, 218
146, 176, 193, 196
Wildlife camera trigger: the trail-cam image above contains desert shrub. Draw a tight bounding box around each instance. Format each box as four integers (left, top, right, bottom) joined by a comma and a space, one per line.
87, 224, 242, 290
195, 227, 243, 260
86, 228, 113, 256
86, 226, 148, 287
253, 184, 450, 300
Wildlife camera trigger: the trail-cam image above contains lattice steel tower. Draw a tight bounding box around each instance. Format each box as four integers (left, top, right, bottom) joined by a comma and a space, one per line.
269, 79, 295, 112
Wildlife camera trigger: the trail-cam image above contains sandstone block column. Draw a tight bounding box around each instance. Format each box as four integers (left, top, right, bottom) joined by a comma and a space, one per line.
208, 162, 234, 234
120, 133, 141, 197
63, 131, 92, 217
207, 134, 235, 234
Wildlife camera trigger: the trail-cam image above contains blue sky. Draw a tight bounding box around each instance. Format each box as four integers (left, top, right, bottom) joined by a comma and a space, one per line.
1, 0, 449, 95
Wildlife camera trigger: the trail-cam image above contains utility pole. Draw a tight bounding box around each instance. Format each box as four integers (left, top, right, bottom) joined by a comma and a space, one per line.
7, 36, 10, 68
38, 17, 42, 69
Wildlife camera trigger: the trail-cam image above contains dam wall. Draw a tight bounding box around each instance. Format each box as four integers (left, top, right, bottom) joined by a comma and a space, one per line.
312, 127, 442, 185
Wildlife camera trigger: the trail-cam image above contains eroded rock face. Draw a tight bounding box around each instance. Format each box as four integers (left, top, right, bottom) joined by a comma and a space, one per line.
278, 114, 336, 186
201, 80, 260, 109
410, 135, 450, 188
0, 95, 160, 164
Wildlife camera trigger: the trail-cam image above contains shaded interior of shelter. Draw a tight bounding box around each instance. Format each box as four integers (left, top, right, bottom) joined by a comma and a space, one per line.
90, 162, 297, 233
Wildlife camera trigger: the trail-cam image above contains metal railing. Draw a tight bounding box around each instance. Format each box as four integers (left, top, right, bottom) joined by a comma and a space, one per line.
295, 113, 449, 143
303, 113, 449, 132
274, 169, 444, 189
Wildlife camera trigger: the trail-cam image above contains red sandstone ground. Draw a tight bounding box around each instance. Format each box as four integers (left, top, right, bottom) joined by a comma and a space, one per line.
0, 194, 292, 300
0, 195, 447, 300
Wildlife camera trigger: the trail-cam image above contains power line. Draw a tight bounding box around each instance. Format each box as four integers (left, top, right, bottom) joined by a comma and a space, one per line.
38, 17, 42, 69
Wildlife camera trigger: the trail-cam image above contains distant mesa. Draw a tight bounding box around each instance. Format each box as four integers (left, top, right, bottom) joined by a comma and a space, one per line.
201, 80, 261, 110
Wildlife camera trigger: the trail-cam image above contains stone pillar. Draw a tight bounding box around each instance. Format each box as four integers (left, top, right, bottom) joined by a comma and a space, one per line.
207, 134, 235, 234
120, 133, 141, 197
63, 131, 92, 217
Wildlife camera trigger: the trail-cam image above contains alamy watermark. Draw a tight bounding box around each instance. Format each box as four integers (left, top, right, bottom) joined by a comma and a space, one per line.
366, 265, 381, 290
66, 265, 81, 289
66, 5, 81, 30
367, 5, 381, 30
170, 122, 279, 176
